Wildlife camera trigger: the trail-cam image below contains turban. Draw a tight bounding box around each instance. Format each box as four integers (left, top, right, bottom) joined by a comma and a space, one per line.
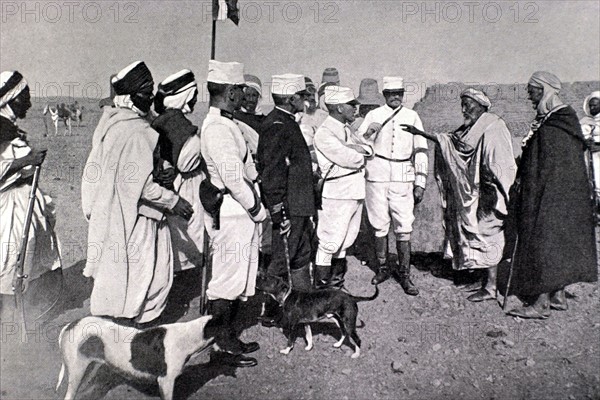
583, 90, 600, 118
111, 61, 154, 115
154, 69, 197, 114
0, 70, 28, 109
244, 74, 262, 96
460, 88, 491, 110
528, 71, 562, 91
112, 61, 154, 95
528, 71, 563, 116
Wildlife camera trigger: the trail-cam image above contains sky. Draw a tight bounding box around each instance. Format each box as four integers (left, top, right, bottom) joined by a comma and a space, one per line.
1, 0, 599, 106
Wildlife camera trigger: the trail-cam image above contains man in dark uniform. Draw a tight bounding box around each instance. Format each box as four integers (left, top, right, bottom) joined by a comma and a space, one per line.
257, 74, 315, 305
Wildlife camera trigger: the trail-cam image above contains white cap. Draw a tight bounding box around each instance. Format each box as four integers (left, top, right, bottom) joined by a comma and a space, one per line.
207, 60, 245, 85
382, 76, 404, 91
271, 74, 307, 96
323, 86, 359, 105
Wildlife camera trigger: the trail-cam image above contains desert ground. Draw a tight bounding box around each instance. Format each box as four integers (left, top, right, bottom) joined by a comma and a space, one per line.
1, 100, 599, 400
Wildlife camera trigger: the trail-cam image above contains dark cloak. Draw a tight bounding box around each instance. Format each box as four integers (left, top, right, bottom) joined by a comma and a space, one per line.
151, 108, 198, 169
506, 106, 597, 296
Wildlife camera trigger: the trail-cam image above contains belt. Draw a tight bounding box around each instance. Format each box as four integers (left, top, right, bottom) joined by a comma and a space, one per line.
375, 154, 412, 162
180, 166, 203, 180
325, 168, 363, 182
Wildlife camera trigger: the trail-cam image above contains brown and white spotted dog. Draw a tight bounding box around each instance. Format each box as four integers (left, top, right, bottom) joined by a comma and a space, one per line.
56, 315, 214, 400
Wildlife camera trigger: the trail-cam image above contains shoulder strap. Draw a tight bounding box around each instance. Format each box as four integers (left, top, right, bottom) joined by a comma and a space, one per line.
380, 106, 403, 130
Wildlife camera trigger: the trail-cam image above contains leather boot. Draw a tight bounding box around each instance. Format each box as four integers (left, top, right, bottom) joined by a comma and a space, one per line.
206, 299, 258, 367
257, 251, 271, 280
371, 236, 390, 285
396, 241, 418, 296
230, 300, 260, 354
330, 258, 347, 289
291, 263, 313, 292
314, 264, 332, 289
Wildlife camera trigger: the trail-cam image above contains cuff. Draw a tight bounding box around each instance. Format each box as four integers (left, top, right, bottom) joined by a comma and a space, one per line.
166, 194, 180, 210
415, 174, 427, 189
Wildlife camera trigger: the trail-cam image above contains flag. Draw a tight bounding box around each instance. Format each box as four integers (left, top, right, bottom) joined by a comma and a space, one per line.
213, 0, 239, 25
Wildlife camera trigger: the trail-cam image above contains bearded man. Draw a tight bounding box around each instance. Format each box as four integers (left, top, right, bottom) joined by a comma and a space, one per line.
402, 88, 517, 302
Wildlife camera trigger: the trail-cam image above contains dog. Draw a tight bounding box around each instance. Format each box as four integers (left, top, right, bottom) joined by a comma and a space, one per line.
261, 279, 379, 358
56, 315, 214, 400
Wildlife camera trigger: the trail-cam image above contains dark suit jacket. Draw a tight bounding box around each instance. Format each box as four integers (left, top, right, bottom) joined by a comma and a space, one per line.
257, 107, 315, 217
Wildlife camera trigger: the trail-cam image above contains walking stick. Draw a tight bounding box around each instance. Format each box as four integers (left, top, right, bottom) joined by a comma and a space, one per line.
199, 229, 211, 315
502, 235, 518, 312
11, 165, 41, 339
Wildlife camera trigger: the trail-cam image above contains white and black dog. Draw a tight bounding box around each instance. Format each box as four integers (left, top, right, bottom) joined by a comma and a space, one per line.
261, 279, 379, 358
56, 315, 214, 400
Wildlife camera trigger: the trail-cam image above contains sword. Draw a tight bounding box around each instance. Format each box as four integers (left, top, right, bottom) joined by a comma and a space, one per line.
12, 165, 41, 339
199, 229, 211, 315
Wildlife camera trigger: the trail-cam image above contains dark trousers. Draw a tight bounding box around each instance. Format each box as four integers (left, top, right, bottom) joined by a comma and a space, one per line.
267, 216, 313, 279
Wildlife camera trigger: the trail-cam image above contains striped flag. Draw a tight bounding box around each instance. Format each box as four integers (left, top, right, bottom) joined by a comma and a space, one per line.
213, 0, 240, 25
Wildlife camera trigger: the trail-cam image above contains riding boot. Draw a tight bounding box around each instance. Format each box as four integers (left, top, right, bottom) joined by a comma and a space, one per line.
257, 251, 271, 281
396, 241, 418, 296
230, 300, 260, 354
289, 263, 312, 292
371, 236, 391, 285
206, 299, 257, 367
314, 264, 332, 290
330, 258, 348, 289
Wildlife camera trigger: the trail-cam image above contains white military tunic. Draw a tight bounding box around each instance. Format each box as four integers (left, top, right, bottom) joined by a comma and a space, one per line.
357, 105, 428, 240
314, 116, 372, 265
200, 107, 266, 301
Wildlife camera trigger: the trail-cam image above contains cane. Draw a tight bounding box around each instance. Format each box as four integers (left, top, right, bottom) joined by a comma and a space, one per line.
502, 235, 518, 312
11, 165, 41, 339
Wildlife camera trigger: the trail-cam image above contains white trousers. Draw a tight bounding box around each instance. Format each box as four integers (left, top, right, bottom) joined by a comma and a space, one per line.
365, 181, 415, 240
205, 213, 260, 301
316, 198, 363, 266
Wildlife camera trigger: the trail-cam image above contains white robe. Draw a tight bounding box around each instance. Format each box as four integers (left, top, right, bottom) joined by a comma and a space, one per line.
0, 137, 61, 295
82, 107, 178, 323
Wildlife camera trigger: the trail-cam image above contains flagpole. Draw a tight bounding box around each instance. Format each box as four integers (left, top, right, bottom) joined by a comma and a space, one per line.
211, 19, 216, 60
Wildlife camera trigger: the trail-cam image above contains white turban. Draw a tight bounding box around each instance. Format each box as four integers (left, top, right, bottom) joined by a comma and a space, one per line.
460, 88, 492, 110
0, 71, 28, 121
528, 71, 564, 116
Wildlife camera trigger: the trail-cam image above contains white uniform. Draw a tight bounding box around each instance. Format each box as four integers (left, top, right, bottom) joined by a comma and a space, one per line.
200, 107, 266, 301
357, 105, 428, 240
314, 116, 372, 266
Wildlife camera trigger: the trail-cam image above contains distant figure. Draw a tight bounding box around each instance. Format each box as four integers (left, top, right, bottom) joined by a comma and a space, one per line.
318, 67, 340, 111
351, 78, 385, 132
580, 91, 600, 214
297, 77, 328, 169
1, 70, 62, 298
506, 71, 597, 319
42, 102, 81, 136
68, 101, 84, 127
234, 74, 265, 157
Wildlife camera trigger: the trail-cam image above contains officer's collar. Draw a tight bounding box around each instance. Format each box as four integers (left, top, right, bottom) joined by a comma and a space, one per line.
275, 106, 297, 120
220, 109, 234, 120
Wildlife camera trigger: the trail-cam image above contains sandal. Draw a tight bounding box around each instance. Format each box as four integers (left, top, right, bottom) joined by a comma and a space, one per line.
507, 305, 550, 319
459, 281, 483, 293
550, 290, 568, 311
467, 288, 496, 302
